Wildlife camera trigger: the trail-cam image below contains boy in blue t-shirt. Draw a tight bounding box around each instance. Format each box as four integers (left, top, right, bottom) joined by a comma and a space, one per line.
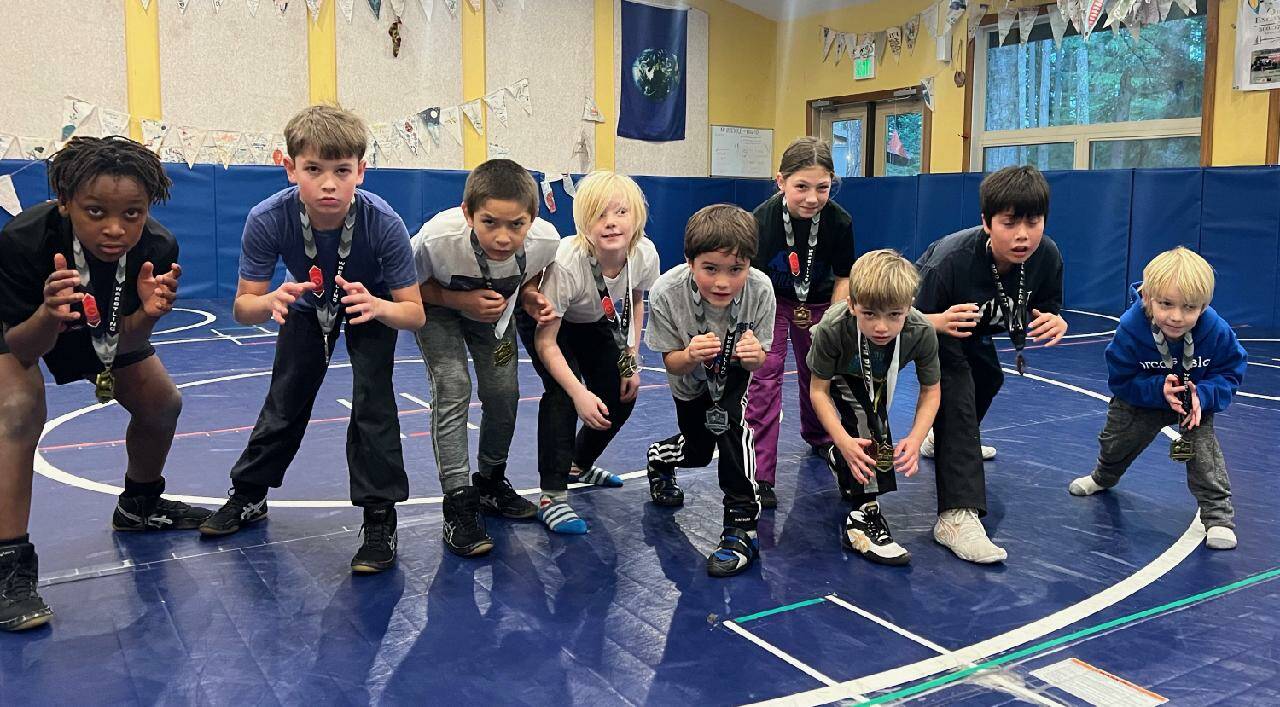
1069, 247, 1247, 550
199, 106, 425, 574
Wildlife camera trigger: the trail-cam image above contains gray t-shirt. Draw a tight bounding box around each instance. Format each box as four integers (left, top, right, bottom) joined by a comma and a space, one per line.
410, 207, 560, 322
540, 236, 661, 324
807, 305, 940, 386
644, 264, 777, 401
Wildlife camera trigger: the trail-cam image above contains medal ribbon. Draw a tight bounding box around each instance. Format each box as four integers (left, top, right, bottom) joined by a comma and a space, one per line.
1151, 319, 1196, 425
71, 238, 126, 371
781, 205, 820, 303
469, 231, 526, 339
588, 255, 634, 351
987, 242, 1028, 373
856, 329, 901, 446
300, 199, 356, 343
688, 272, 750, 405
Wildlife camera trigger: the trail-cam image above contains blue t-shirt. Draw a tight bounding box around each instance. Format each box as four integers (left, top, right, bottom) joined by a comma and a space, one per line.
239, 186, 417, 311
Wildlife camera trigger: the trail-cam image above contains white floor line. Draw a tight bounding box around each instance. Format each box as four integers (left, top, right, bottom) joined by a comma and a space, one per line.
1248, 360, 1280, 370
337, 398, 405, 438
722, 621, 843, 690
822, 595, 949, 654
1062, 309, 1121, 323
1238, 390, 1280, 402
399, 392, 432, 409
152, 308, 217, 336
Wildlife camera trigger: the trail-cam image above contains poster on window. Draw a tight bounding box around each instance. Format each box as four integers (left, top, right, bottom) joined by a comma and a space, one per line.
1235, 0, 1280, 90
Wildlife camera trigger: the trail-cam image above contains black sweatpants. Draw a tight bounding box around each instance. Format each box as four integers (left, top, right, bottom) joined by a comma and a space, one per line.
516, 313, 636, 492
228, 307, 409, 508
647, 368, 760, 530
828, 375, 897, 506
933, 334, 1004, 515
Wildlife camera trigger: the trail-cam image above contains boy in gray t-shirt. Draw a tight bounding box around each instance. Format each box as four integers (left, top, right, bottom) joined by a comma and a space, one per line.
644, 205, 776, 578
808, 250, 940, 566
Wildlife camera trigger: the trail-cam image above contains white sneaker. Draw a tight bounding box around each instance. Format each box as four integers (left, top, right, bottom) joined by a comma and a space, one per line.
920, 429, 996, 461
1205, 526, 1237, 550
933, 508, 1007, 564
842, 502, 910, 565
1068, 475, 1105, 496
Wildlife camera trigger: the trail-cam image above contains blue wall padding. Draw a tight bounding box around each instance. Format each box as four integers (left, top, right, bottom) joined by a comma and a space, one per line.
1129, 168, 1203, 289
0, 160, 51, 220
3, 159, 1280, 328
1200, 167, 1280, 330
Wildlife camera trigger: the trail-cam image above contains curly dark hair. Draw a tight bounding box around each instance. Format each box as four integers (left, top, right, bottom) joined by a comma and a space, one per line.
47, 135, 172, 205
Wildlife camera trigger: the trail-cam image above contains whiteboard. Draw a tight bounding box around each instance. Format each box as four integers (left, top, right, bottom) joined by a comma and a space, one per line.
709, 125, 773, 178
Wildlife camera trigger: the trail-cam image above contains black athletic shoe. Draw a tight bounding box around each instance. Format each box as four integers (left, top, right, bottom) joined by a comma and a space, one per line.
113, 495, 213, 531
473, 472, 537, 519
0, 542, 52, 632
199, 490, 268, 537
842, 501, 910, 566
757, 481, 778, 510
351, 507, 398, 574
442, 487, 495, 557
647, 465, 684, 507
706, 527, 758, 578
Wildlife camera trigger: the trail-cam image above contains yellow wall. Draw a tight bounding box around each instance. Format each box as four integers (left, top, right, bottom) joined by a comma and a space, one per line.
1210, 0, 1271, 166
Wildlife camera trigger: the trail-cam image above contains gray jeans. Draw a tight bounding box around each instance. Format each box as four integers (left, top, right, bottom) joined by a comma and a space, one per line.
415, 304, 519, 493
1091, 397, 1234, 529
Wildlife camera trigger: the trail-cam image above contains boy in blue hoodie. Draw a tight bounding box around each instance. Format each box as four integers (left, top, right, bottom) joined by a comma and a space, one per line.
1068, 247, 1247, 550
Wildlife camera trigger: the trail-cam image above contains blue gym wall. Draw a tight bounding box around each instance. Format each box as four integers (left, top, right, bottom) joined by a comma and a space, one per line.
4, 160, 1279, 329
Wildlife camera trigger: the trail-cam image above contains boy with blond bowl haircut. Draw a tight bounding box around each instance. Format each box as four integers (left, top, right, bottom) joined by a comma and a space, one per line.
201, 106, 425, 576
1069, 247, 1246, 550
644, 204, 775, 578
808, 250, 940, 565
412, 159, 560, 557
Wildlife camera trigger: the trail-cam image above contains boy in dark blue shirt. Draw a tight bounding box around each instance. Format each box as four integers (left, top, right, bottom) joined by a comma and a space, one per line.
1069, 247, 1247, 550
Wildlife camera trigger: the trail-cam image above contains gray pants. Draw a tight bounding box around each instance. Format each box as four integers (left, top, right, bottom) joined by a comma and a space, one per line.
415, 304, 519, 493
1091, 397, 1234, 529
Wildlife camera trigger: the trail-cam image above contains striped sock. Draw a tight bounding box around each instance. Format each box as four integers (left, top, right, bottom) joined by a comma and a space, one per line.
538, 494, 588, 535
570, 464, 624, 488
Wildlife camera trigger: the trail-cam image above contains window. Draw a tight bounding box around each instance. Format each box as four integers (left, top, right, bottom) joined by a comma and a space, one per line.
831, 118, 865, 178
973, 8, 1206, 171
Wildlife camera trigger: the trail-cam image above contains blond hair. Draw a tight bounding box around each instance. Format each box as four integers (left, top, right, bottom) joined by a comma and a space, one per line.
571, 171, 649, 256
284, 104, 368, 161
1141, 246, 1214, 309
849, 249, 920, 311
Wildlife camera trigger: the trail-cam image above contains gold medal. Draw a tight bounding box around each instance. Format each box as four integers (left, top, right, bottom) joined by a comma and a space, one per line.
1169, 437, 1194, 462
875, 441, 895, 472
793, 305, 812, 329
493, 338, 516, 367
705, 405, 730, 436
618, 351, 639, 378
94, 369, 116, 403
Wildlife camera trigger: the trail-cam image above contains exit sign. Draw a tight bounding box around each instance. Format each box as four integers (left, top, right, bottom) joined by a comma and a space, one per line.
854, 57, 875, 80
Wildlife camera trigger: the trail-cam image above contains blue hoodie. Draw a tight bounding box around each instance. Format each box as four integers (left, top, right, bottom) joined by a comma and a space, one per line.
1106, 283, 1247, 414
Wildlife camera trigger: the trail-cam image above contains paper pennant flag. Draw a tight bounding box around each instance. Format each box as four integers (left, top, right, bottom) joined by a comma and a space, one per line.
466, 0, 480, 10
178, 0, 192, 13
945, 0, 966, 29
214, 0, 229, 12
1048, 6, 1068, 47
396, 117, 422, 154
582, 97, 605, 123
275, 0, 290, 15
97, 109, 131, 139
484, 90, 510, 127
206, 130, 242, 168
140, 0, 152, 10
886, 27, 903, 63
967, 2, 988, 42
922, 3, 939, 38
419, 0, 434, 21
270, 136, 288, 165
0, 135, 13, 159
304, 0, 319, 20
140, 119, 169, 152
1082, 0, 1105, 39
874, 31, 887, 62
371, 123, 400, 155
158, 146, 186, 164
492, 0, 505, 11
247, 0, 261, 17
921, 76, 936, 112
461, 100, 484, 134
0, 175, 21, 217
821, 27, 835, 62
832, 33, 846, 66
61, 97, 97, 142
443, 0, 458, 17
1174, 0, 1195, 13
488, 141, 511, 160
1016, 7, 1037, 42
997, 8, 1015, 45
540, 179, 556, 213
570, 129, 591, 170
854, 33, 874, 60
176, 127, 207, 168
904, 17, 920, 53
390, 0, 406, 14
337, 0, 353, 20
562, 173, 576, 197
1157, 0, 1174, 20
507, 78, 533, 116
437, 106, 461, 146
1105, 0, 1136, 27
18, 137, 53, 161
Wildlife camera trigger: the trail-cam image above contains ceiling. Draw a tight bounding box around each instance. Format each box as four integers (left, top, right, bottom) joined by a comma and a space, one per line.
723, 0, 875, 22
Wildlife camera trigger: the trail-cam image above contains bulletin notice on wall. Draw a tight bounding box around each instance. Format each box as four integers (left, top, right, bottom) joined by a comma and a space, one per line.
1236, 0, 1280, 91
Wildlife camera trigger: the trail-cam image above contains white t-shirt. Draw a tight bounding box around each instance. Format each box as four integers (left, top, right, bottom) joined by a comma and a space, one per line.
411, 207, 560, 293
540, 237, 661, 324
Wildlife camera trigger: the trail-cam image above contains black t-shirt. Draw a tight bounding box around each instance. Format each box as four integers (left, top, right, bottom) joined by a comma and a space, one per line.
914, 225, 1062, 340
0, 200, 178, 359
752, 193, 855, 303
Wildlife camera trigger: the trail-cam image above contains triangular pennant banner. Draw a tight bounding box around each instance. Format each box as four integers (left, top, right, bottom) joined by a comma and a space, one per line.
440, 106, 463, 145
176, 127, 207, 168
390, 0, 406, 15
483, 90, 509, 127
967, 3, 988, 42
874, 31, 888, 62
461, 100, 484, 134
821, 27, 835, 62
887, 27, 903, 63
921, 76, 936, 112
507, 78, 533, 115
140, 0, 153, 10
275, 0, 291, 15
337, 0, 354, 20
214, 0, 229, 12
141, 119, 170, 152
418, 107, 442, 146
488, 141, 511, 159
832, 33, 846, 66
419, 0, 433, 20
208, 130, 243, 168
0, 134, 14, 159
1016, 8, 1037, 43
61, 97, 97, 142
922, 3, 939, 38
905, 16, 920, 53
305, 0, 320, 20
270, 135, 288, 165
1157, 0, 1174, 21
466, 0, 479, 10
854, 33, 874, 60
1173, 0, 1195, 13
18, 137, 53, 161
570, 129, 591, 171
247, 0, 262, 17
997, 8, 1015, 45
1048, 6, 1068, 48
946, 0, 966, 29
562, 173, 576, 197
492, 0, 505, 11
443, 0, 458, 17
368, 0, 381, 17
178, 0, 193, 13
1083, 0, 1105, 40
582, 97, 605, 123
370, 123, 399, 156
0, 175, 21, 217
540, 178, 556, 213
396, 116, 422, 154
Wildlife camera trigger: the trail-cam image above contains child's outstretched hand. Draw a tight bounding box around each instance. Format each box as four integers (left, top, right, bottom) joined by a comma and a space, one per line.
271, 280, 319, 324
337, 276, 383, 324
572, 388, 611, 430
837, 435, 877, 484
1028, 308, 1068, 345
458, 289, 508, 323
732, 329, 765, 367
685, 332, 722, 364
620, 368, 640, 402
521, 289, 555, 324
139, 261, 182, 318
928, 303, 980, 338
894, 435, 922, 477
43, 253, 83, 330
1163, 374, 1189, 415
1182, 381, 1202, 429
